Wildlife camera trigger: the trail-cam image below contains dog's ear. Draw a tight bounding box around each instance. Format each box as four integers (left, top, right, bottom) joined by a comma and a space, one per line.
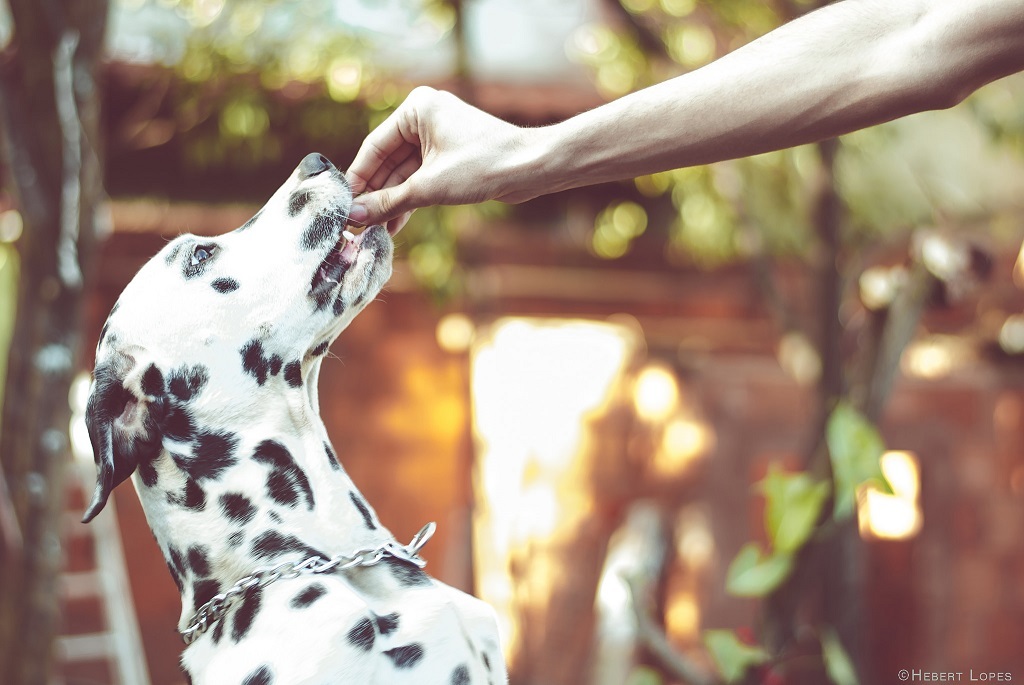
82, 357, 166, 522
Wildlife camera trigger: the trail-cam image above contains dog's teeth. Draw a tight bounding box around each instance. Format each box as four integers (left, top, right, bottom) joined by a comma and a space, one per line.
342, 230, 356, 242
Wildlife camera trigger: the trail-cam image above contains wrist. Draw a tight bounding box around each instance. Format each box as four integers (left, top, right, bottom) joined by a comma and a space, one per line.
516, 107, 632, 197
494, 123, 571, 203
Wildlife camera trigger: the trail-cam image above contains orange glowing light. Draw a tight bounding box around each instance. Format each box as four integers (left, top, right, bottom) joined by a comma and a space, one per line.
470, 318, 638, 660
858, 450, 922, 540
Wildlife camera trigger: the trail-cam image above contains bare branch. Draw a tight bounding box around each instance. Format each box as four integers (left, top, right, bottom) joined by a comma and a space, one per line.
625, 572, 720, 685
54, 29, 83, 289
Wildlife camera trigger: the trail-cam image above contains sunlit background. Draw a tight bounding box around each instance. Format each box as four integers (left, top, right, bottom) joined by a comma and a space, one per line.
1, 1, 1023, 684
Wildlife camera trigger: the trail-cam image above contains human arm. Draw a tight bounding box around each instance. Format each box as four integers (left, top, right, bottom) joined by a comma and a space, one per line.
346, 0, 1024, 233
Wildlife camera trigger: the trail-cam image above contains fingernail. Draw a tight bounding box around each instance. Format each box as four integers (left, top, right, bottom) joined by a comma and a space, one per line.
349, 203, 368, 224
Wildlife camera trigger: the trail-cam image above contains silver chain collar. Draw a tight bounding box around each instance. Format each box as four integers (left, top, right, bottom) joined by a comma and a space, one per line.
180, 522, 437, 645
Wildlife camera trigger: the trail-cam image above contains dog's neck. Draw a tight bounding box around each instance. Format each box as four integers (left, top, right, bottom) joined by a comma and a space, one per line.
133, 390, 393, 632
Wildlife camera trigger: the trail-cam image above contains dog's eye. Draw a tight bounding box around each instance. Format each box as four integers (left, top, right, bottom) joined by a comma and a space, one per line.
191, 245, 216, 266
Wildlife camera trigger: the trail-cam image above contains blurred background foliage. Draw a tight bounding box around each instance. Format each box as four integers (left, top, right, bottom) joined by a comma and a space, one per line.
96, 0, 1024, 292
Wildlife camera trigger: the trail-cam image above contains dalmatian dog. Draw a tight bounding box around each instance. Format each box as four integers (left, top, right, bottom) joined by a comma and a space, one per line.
82, 153, 506, 685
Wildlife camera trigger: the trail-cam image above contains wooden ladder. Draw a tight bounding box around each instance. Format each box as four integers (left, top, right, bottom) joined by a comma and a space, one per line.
55, 451, 151, 685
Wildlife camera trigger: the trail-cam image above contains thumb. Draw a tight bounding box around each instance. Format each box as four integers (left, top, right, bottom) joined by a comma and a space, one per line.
349, 183, 416, 228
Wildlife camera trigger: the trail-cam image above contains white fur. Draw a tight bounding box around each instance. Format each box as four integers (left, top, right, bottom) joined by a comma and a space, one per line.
87, 156, 507, 685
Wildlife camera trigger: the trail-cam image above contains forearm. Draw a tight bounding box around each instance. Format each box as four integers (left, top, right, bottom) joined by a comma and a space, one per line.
522, 0, 1024, 195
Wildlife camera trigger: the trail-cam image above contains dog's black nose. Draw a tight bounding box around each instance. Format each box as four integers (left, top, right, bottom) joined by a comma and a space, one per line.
298, 153, 333, 180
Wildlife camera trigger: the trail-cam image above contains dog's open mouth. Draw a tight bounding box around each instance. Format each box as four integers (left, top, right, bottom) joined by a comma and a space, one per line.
310, 229, 360, 305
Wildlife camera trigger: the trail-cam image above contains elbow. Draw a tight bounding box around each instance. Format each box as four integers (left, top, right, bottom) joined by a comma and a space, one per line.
896, 0, 1024, 113
884, 6, 966, 113
912, 78, 974, 113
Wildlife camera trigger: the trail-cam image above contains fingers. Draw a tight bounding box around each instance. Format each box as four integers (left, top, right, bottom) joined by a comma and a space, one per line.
350, 151, 424, 230
386, 212, 412, 236
345, 107, 419, 194
349, 182, 417, 231
365, 144, 418, 193
345, 86, 439, 194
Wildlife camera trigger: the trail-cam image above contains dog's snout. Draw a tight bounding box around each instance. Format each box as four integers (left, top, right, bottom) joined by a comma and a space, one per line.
297, 153, 333, 180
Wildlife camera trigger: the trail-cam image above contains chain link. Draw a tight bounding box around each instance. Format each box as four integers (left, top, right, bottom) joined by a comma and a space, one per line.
180, 522, 436, 645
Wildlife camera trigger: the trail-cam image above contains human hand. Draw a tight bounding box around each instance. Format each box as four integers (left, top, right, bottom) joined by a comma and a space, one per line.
345, 86, 539, 235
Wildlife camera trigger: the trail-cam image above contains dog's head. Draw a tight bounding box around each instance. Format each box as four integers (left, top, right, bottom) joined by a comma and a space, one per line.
82, 153, 392, 522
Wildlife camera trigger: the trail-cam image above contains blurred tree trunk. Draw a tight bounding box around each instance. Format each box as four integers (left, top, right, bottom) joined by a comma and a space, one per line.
759, 138, 870, 685
0, 1, 109, 683
811, 138, 868, 682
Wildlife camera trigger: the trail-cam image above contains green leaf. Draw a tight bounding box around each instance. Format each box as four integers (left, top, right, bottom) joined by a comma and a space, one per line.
821, 627, 860, 685
626, 665, 663, 685
759, 464, 831, 553
704, 629, 770, 683
726, 543, 794, 597
826, 402, 888, 519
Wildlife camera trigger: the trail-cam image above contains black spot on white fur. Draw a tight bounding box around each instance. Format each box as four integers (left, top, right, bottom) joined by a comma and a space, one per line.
253, 440, 314, 510
241, 339, 272, 385
374, 612, 400, 636
347, 616, 375, 651
162, 405, 196, 443
250, 531, 326, 562
174, 430, 238, 481
301, 211, 342, 251
349, 491, 376, 530
211, 613, 225, 644
211, 277, 239, 293
187, 545, 211, 577
164, 243, 184, 266
310, 341, 329, 357
290, 583, 327, 609
232, 585, 263, 642
283, 361, 302, 388
241, 665, 272, 685
324, 443, 342, 471
184, 478, 206, 509
191, 578, 220, 613
452, 664, 471, 685
219, 493, 256, 523
168, 365, 209, 402
384, 643, 425, 669
288, 190, 311, 218
166, 477, 206, 511
383, 558, 431, 587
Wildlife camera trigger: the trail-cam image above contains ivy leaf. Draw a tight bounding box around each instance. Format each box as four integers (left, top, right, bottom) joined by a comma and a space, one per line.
704, 629, 770, 683
759, 464, 831, 553
826, 402, 889, 520
821, 627, 860, 685
726, 542, 793, 597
